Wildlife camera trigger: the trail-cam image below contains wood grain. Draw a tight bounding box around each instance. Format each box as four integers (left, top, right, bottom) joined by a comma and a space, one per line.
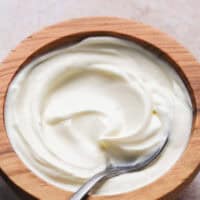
0, 17, 200, 200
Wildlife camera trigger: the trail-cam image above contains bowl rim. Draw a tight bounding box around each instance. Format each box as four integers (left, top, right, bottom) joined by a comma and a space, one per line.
0, 17, 200, 200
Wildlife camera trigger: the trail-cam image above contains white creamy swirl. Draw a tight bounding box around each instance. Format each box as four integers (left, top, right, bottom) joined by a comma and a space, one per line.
5, 37, 192, 194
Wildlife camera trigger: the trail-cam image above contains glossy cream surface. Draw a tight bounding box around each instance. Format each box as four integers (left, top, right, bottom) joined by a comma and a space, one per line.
5, 37, 193, 195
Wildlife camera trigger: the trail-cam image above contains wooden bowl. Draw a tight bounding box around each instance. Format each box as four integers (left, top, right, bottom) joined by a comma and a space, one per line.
0, 17, 200, 200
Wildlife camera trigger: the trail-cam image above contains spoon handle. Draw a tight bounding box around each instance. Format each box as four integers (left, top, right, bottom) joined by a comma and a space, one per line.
69, 170, 109, 200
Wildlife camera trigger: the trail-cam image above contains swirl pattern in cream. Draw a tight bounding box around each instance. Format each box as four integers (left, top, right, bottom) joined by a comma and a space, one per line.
5, 37, 192, 195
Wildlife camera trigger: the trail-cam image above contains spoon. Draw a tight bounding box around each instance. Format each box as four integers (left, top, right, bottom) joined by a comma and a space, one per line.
70, 136, 168, 200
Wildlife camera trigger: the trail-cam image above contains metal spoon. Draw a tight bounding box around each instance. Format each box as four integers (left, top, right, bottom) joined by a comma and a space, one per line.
70, 136, 168, 200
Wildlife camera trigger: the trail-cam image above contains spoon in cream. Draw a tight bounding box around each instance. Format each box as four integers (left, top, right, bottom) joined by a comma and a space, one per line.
70, 135, 168, 200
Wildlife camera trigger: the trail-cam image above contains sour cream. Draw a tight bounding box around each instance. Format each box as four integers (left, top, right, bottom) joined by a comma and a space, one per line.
5, 37, 193, 195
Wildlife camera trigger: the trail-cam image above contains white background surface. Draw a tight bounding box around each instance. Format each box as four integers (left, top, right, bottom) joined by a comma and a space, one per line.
0, 0, 199, 199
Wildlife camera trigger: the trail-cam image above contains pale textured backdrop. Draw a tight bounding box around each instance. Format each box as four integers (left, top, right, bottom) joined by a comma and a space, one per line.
0, 0, 199, 199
